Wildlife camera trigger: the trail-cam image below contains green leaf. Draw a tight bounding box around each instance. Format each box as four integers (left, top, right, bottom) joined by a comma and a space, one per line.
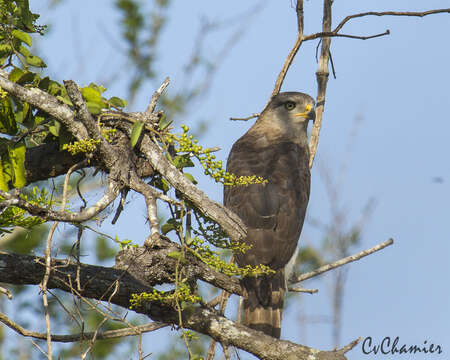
18, 44, 30, 57
56, 95, 73, 106
48, 120, 60, 137
0, 44, 13, 57
167, 251, 181, 260
150, 176, 170, 193
8, 142, 26, 188
130, 120, 144, 148
0, 162, 9, 191
47, 80, 62, 96
86, 101, 103, 115
15, 70, 37, 85
158, 114, 172, 130
14, 101, 31, 125
88, 83, 106, 94
8, 68, 25, 82
183, 172, 198, 185
172, 155, 194, 169
12, 29, 32, 47
38, 76, 50, 91
25, 55, 46, 68
81, 87, 101, 103
0, 98, 18, 135
161, 218, 180, 235
108, 96, 127, 109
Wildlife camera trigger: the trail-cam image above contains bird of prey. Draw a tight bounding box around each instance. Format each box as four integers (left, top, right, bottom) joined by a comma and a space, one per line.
224, 92, 315, 338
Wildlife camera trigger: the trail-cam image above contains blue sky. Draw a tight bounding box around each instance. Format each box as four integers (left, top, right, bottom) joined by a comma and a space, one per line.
26, 1, 450, 359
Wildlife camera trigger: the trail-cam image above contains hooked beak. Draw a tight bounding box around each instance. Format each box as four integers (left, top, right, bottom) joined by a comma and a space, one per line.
294, 103, 316, 122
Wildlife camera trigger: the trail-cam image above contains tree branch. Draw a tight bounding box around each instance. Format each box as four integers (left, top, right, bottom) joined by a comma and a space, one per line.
0, 250, 357, 360
0, 312, 167, 343
290, 238, 394, 284
308, 0, 333, 169
304, 29, 390, 41
271, 0, 305, 98
138, 135, 247, 243
333, 9, 450, 34
0, 179, 119, 223
0, 70, 88, 141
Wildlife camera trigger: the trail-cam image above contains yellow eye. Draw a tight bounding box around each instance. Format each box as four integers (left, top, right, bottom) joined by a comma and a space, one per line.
285, 101, 295, 110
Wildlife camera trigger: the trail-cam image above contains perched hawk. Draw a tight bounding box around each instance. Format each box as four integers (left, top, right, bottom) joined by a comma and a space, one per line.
224, 92, 315, 338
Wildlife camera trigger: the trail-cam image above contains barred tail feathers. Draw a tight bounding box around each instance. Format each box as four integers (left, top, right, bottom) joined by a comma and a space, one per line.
242, 269, 285, 339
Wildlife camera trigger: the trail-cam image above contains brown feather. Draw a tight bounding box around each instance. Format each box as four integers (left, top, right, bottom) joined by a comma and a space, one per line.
224, 92, 314, 338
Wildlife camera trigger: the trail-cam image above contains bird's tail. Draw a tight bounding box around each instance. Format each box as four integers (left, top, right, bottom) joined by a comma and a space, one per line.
242, 269, 285, 338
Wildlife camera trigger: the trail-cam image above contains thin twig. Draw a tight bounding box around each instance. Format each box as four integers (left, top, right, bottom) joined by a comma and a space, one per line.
271, 0, 305, 98
145, 76, 170, 118
290, 238, 394, 284
288, 287, 319, 294
40, 163, 78, 359
229, 113, 260, 121
0, 286, 12, 299
303, 29, 390, 41
333, 9, 450, 34
340, 336, 363, 354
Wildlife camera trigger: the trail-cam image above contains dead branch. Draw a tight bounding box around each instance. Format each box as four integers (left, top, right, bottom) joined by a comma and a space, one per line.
271, 0, 305, 98
0, 180, 119, 223
304, 29, 390, 41
145, 76, 170, 118
290, 238, 394, 284
0, 310, 167, 343
308, 0, 332, 169
333, 9, 450, 34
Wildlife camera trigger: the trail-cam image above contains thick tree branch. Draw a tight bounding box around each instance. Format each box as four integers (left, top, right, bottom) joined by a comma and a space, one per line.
0, 251, 357, 360
115, 239, 242, 296
0, 70, 88, 141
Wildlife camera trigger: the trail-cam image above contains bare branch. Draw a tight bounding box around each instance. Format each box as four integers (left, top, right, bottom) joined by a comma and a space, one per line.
304, 29, 390, 41
333, 9, 450, 34
229, 113, 260, 121
0, 312, 166, 343
288, 287, 319, 294
145, 76, 170, 118
308, 0, 333, 169
290, 238, 394, 284
0, 180, 119, 223
0, 286, 12, 299
271, 34, 303, 99
269, 0, 306, 98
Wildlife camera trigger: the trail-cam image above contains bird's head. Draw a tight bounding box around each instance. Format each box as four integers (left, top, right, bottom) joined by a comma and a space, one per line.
257, 92, 315, 143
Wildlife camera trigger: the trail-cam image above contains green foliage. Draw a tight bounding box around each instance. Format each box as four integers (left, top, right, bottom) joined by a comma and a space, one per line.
187, 236, 274, 277
130, 280, 201, 309
95, 236, 118, 261
165, 124, 267, 186
0, 186, 48, 233
0, 0, 46, 68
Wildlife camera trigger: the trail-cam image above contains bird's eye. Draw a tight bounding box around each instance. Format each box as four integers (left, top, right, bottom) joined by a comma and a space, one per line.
285, 101, 295, 111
